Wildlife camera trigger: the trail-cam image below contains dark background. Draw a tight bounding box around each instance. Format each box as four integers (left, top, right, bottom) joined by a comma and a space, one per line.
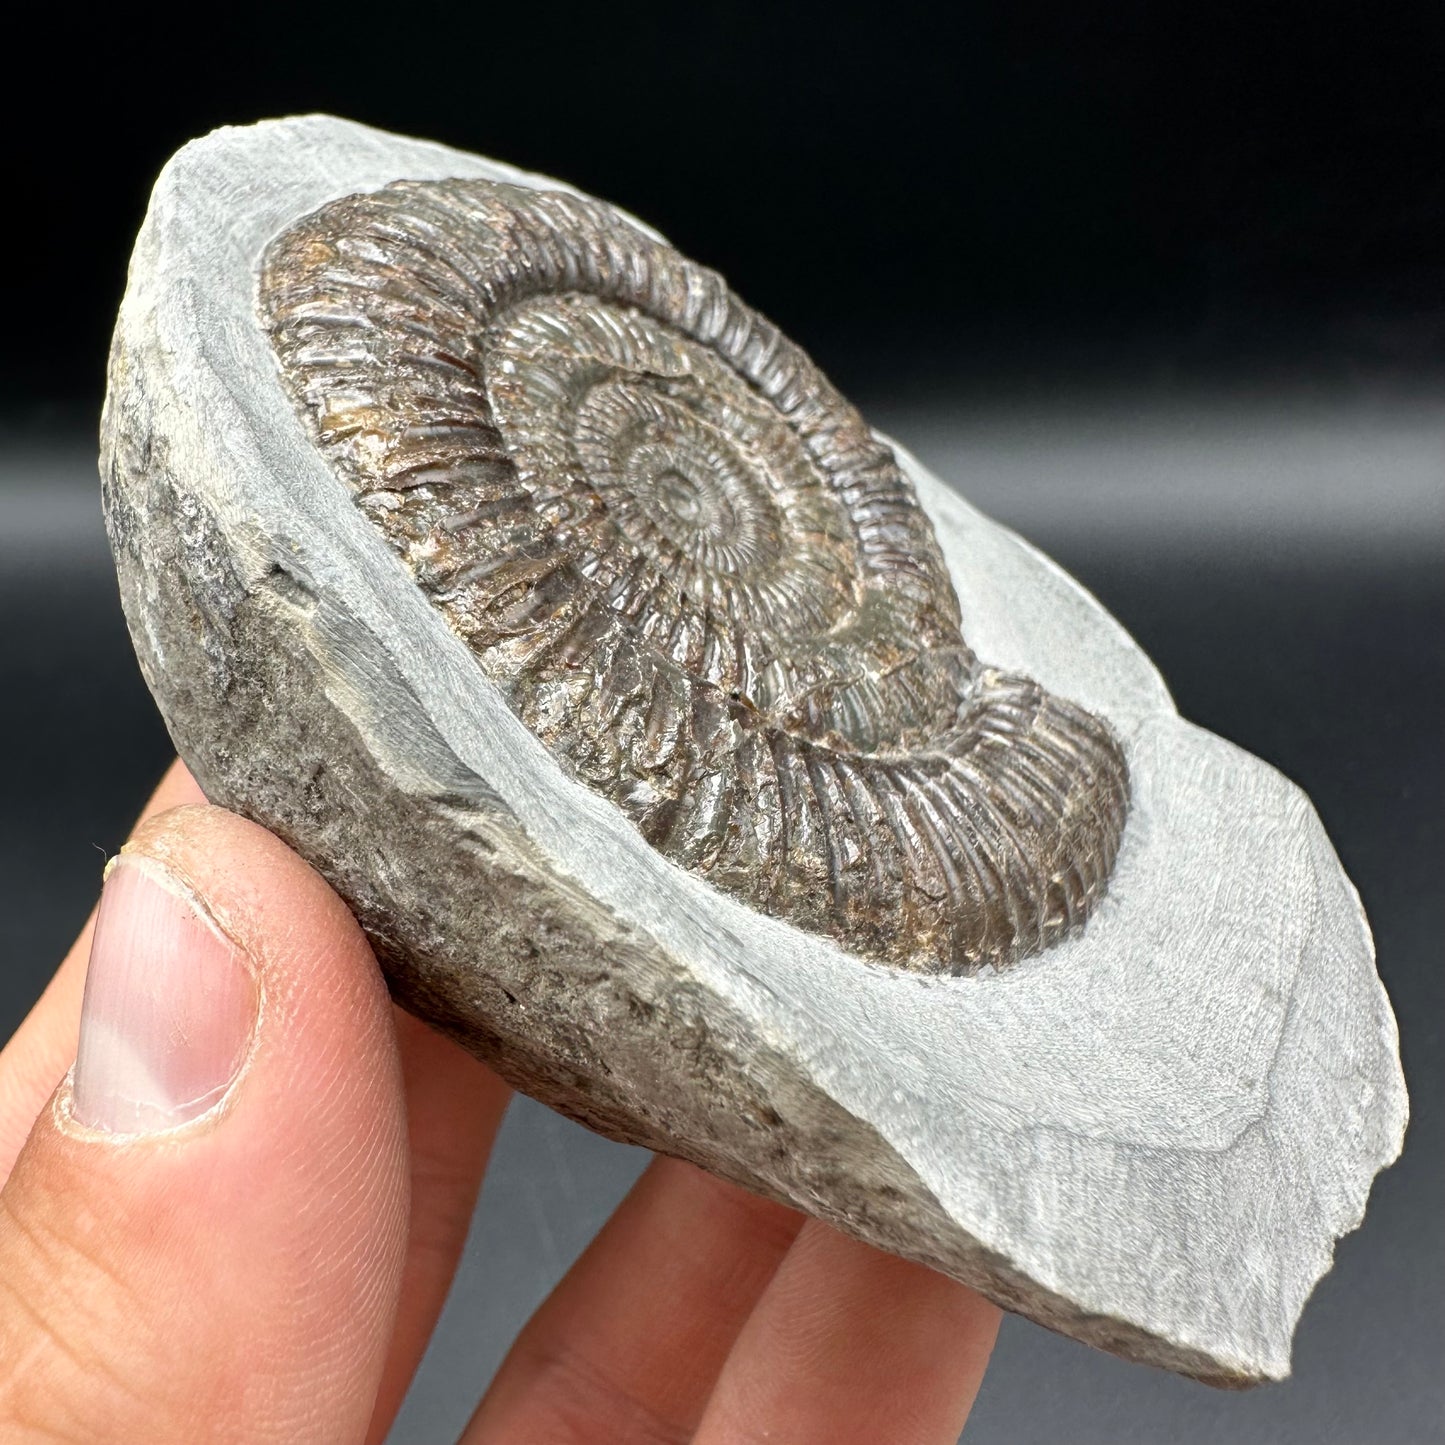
5, 2, 1443, 416
1, 4, 1441, 1441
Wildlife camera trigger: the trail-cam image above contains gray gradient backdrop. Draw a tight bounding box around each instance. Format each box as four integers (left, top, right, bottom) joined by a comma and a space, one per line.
1, 387, 1440, 1442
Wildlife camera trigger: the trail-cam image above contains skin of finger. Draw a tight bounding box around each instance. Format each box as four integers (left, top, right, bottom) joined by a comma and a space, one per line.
364, 1008, 512, 1445
691, 1219, 1001, 1445
463, 1155, 803, 1445
1, 755, 516, 1441
0, 805, 410, 1445
0, 760, 206, 1182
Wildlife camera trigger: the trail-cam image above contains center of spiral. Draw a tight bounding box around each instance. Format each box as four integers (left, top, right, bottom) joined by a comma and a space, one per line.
654, 468, 704, 524
612, 423, 763, 574
482, 292, 847, 640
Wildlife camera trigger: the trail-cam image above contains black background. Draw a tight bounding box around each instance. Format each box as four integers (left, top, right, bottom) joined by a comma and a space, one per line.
1, 4, 1441, 1441
5, 2, 1443, 415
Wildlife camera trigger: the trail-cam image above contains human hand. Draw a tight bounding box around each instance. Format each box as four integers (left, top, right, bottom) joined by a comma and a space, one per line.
0, 761, 999, 1443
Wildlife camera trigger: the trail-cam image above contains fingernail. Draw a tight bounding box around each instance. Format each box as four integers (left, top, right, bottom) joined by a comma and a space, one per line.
71, 854, 258, 1134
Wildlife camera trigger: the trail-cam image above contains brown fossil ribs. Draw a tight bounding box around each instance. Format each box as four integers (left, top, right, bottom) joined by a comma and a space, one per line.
259, 178, 1129, 973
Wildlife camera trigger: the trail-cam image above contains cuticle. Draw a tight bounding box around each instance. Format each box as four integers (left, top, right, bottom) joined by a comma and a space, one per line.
53, 1056, 257, 1143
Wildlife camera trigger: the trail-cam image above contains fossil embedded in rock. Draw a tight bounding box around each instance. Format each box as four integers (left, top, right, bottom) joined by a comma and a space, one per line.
101, 117, 1406, 1387
259, 179, 1129, 973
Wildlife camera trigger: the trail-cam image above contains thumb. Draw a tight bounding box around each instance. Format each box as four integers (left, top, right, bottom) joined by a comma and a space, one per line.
0, 806, 410, 1444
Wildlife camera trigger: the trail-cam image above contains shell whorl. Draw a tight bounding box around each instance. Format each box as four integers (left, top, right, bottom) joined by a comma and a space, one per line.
259, 178, 1129, 973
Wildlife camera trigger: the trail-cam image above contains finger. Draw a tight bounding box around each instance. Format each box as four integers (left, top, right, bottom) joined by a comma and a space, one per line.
691, 1221, 1000, 1445
364, 1010, 511, 1444
5, 752, 513, 1441
0, 804, 410, 1444
0, 759, 205, 1180
464, 1156, 803, 1444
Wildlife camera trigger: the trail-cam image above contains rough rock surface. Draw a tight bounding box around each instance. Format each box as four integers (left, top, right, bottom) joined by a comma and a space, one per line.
100, 115, 1407, 1385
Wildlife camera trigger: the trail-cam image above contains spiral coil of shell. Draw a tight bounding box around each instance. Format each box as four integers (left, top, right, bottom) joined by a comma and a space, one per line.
260, 178, 1129, 973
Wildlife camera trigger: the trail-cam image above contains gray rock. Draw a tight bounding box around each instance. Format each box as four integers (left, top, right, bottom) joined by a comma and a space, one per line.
101, 115, 1406, 1386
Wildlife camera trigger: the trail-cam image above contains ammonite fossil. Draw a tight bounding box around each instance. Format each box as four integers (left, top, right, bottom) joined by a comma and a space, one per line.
260, 179, 1129, 973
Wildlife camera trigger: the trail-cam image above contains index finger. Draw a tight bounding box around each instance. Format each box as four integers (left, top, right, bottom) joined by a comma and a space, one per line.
691, 1220, 1000, 1445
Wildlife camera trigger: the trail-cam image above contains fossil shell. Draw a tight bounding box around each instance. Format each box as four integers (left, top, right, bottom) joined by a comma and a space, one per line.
259, 179, 1129, 973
